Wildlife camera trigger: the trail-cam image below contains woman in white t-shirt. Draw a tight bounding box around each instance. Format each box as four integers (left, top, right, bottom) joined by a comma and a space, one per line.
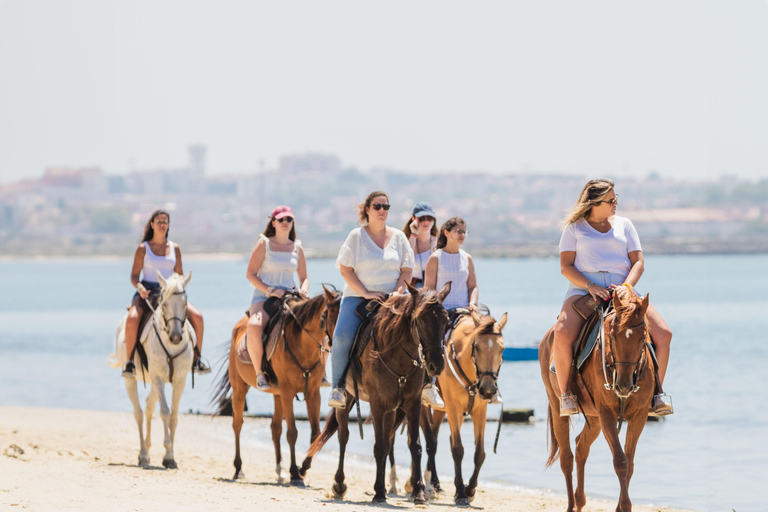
554, 179, 673, 417
328, 191, 415, 408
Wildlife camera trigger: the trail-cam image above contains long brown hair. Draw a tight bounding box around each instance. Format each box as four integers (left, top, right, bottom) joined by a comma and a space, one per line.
141, 210, 170, 242
402, 217, 438, 238
562, 179, 614, 227
358, 191, 389, 225
435, 217, 465, 250
262, 216, 297, 241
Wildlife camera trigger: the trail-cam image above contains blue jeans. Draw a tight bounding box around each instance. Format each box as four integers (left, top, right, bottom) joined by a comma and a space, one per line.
331, 296, 367, 389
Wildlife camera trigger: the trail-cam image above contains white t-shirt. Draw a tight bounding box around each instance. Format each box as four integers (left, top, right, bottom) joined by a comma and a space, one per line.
336, 227, 415, 297
558, 216, 642, 276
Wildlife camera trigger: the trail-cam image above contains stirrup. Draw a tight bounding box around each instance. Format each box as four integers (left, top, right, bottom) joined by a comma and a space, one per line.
649, 394, 674, 416
256, 372, 271, 391
559, 393, 579, 417
122, 361, 136, 379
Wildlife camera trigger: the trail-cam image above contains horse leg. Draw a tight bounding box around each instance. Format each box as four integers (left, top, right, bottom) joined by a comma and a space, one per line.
153, 377, 177, 469
427, 408, 446, 494
271, 394, 284, 481
389, 408, 406, 495
548, 396, 577, 512
167, 376, 187, 468
332, 403, 351, 499
465, 406, 488, 502
144, 385, 158, 460
231, 380, 249, 480
446, 407, 469, 506
372, 407, 396, 503
280, 390, 303, 485
124, 377, 149, 468
299, 386, 321, 478
623, 413, 649, 495
574, 418, 601, 512
599, 411, 630, 512
405, 400, 427, 505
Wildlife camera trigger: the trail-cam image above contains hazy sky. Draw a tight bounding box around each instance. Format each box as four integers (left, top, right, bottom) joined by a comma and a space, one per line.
1, 1, 767, 183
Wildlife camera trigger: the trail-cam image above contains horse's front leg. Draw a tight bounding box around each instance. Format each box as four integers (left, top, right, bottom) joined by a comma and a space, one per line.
152, 377, 176, 469
167, 375, 187, 465
144, 386, 159, 459
405, 399, 427, 505
465, 405, 488, 502
271, 394, 284, 481
599, 410, 630, 512
124, 377, 149, 468
332, 400, 352, 499
446, 406, 469, 506
280, 389, 303, 485
372, 407, 396, 503
427, 408, 446, 494
623, 410, 649, 492
299, 386, 322, 478
574, 417, 601, 512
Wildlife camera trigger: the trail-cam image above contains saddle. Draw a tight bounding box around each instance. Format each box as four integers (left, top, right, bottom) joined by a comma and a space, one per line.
236, 296, 292, 367
550, 298, 610, 376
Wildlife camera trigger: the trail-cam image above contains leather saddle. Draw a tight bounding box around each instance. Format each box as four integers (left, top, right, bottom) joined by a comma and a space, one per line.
236, 296, 292, 370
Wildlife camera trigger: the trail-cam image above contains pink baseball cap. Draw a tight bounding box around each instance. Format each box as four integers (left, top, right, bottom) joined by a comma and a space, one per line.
270, 205, 294, 220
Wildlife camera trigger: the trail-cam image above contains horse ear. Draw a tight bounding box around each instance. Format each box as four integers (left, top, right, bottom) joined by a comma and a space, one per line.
612, 290, 622, 310
406, 282, 419, 298
183, 271, 192, 289
436, 281, 452, 303
640, 293, 650, 316
496, 312, 508, 332
157, 271, 166, 288
471, 309, 482, 326
322, 284, 334, 302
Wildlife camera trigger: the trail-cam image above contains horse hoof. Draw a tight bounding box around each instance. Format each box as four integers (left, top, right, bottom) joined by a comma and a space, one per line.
290, 478, 305, 487
371, 495, 387, 504
455, 497, 470, 507
332, 483, 347, 499
413, 491, 428, 505
138, 457, 150, 469
162, 459, 177, 469
234, 470, 245, 480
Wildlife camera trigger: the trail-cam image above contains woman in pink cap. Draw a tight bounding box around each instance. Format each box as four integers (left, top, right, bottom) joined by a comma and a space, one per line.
245, 205, 310, 391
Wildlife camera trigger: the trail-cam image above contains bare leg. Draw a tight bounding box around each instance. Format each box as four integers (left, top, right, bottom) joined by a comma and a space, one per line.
124, 299, 145, 362
553, 295, 586, 395
246, 302, 269, 375
646, 304, 672, 386
187, 302, 204, 357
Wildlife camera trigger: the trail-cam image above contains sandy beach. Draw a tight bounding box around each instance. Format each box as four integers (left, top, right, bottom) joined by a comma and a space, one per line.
0, 406, 697, 512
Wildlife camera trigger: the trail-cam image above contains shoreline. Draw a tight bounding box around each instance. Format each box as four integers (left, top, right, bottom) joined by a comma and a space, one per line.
0, 406, 697, 512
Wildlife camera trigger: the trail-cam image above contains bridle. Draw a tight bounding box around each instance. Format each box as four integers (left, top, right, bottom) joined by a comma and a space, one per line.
144, 288, 191, 383
447, 322, 503, 415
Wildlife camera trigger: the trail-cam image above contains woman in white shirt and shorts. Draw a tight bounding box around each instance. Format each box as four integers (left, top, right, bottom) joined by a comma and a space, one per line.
328, 191, 415, 408
554, 179, 673, 416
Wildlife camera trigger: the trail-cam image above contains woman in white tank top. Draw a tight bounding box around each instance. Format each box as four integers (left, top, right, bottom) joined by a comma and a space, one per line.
123, 210, 209, 377
245, 205, 310, 391
402, 201, 438, 288
424, 217, 478, 312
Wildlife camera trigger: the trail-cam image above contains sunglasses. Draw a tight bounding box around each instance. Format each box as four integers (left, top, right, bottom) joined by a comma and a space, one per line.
275, 217, 294, 223
371, 203, 391, 211
597, 195, 619, 206
419, 216, 435, 223
452, 229, 467, 236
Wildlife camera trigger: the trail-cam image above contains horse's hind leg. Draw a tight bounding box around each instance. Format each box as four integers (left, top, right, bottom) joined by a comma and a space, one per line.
427, 408, 446, 494
125, 378, 149, 468
332, 400, 352, 499
280, 390, 304, 485
144, 385, 158, 460
299, 386, 322, 479
231, 381, 249, 480
465, 406, 488, 502
271, 394, 284, 481
574, 418, 601, 512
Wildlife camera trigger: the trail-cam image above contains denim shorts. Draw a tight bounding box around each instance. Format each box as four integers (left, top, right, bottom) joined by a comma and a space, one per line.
564, 271, 641, 300
132, 280, 161, 302
251, 286, 292, 305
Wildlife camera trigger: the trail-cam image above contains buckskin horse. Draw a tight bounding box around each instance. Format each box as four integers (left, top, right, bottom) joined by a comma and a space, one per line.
212, 285, 341, 484
306, 283, 451, 504
427, 310, 507, 506
108, 271, 195, 469
539, 286, 655, 512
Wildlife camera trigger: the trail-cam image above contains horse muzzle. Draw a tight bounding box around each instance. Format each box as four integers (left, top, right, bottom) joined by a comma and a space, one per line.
425, 357, 445, 378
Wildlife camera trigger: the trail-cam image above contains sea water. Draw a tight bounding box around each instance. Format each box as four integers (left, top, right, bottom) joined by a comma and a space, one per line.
1, 254, 766, 511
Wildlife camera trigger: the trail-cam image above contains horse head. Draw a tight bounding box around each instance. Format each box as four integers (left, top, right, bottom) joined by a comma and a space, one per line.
469, 311, 507, 400
156, 271, 191, 345
406, 281, 451, 378
609, 287, 649, 398
321, 284, 342, 345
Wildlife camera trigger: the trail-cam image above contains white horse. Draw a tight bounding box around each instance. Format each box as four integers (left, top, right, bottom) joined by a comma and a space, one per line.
108, 271, 195, 469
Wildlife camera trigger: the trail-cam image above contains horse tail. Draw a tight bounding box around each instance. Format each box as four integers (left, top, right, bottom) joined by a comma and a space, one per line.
544, 405, 560, 468
209, 338, 234, 416
306, 410, 338, 458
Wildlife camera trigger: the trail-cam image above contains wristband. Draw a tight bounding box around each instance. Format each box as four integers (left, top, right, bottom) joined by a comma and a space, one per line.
469, 301, 477, 307
136, 284, 144, 291
410, 233, 418, 238
267, 286, 274, 295
622, 283, 634, 292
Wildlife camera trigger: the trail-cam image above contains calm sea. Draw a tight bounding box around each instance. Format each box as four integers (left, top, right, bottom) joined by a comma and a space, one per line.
1, 255, 766, 512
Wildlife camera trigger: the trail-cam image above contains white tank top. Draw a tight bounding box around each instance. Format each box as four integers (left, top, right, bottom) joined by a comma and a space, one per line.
435, 248, 470, 310
142, 240, 176, 283
257, 234, 300, 290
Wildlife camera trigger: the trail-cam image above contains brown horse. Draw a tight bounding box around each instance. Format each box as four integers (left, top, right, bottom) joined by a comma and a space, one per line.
212, 286, 341, 484
306, 283, 451, 504
426, 311, 507, 506
539, 287, 655, 512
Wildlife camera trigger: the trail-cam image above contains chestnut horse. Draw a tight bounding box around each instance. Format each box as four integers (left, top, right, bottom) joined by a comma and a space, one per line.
539, 286, 655, 512
306, 283, 451, 504
212, 286, 341, 484
427, 311, 507, 506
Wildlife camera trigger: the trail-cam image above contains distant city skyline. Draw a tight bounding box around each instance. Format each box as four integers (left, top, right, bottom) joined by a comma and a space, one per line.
1, 1, 767, 184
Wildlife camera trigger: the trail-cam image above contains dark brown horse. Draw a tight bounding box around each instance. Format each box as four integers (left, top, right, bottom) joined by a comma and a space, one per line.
427, 311, 507, 506
212, 286, 341, 484
539, 286, 655, 512
306, 283, 451, 504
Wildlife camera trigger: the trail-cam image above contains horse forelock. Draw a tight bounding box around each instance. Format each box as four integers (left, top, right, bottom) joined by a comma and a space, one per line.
470, 316, 499, 337
614, 292, 644, 332
159, 273, 185, 302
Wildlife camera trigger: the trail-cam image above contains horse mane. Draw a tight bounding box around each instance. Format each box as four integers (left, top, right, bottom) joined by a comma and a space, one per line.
286, 290, 342, 337
614, 290, 643, 331
469, 316, 499, 337
159, 273, 184, 302
375, 289, 442, 348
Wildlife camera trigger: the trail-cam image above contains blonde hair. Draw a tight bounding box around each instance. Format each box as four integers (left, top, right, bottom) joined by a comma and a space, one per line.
562, 179, 615, 227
